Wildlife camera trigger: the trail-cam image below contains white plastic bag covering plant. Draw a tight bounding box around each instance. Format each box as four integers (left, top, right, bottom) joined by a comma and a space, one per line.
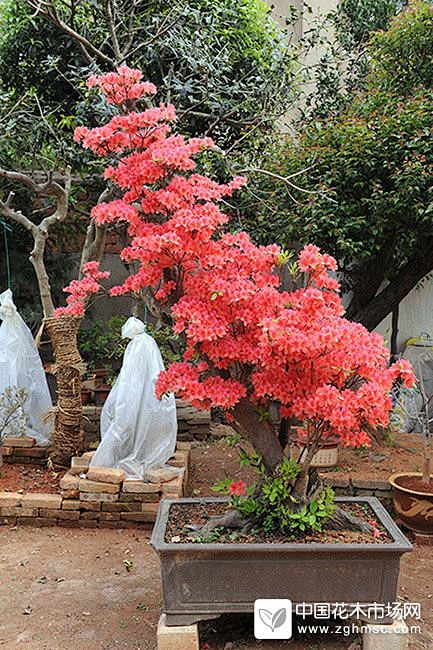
394, 333, 433, 433
90, 316, 178, 479
0, 289, 53, 444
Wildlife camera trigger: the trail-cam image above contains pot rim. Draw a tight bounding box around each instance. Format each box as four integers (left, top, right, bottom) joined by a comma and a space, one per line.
151, 495, 412, 554
389, 471, 433, 498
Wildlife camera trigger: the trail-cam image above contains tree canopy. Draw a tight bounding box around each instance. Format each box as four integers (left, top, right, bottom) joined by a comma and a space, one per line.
247, 1, 433, 332
0, 0, 294, 317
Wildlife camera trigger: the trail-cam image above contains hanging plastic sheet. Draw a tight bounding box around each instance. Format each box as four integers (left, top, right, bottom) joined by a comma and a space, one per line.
0, 289, 52, 444
394, 333, 433, 433
90, 317, 178, 479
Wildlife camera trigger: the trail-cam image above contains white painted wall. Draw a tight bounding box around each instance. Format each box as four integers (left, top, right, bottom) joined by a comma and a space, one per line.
376, 282, 433, 352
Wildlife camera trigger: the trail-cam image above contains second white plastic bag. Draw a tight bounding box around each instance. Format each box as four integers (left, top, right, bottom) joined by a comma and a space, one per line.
0, 289, 53, 445
90, 317, 177, 479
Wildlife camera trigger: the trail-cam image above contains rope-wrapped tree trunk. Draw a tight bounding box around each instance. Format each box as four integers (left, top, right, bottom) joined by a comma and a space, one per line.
45, 315, 85, 469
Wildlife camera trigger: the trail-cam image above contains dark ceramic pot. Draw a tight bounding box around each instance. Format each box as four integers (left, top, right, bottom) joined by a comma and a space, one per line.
94, 385, 111, 406
389, 472, 433, 535
151, 496, 412, 627
81, 388, 92, 405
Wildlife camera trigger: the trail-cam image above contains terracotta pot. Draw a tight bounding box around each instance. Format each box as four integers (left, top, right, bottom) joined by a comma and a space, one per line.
94, 385, 111, 406
94, 368, 108, 387
81, 388, 92, 405
389, 472, 433, 535
151, 496, 412, 627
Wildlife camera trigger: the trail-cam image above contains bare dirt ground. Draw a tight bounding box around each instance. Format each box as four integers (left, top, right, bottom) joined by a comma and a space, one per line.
0, 438, 431, 650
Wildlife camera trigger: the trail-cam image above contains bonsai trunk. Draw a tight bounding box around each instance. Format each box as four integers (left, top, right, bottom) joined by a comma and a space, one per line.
45, 316, 85, 469
196, 402, 373, 536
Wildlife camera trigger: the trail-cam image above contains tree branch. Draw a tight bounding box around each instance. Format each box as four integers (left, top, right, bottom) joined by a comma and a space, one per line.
349, 237, 433, 331
0, 166, 72, 317
26, 1, 115, 67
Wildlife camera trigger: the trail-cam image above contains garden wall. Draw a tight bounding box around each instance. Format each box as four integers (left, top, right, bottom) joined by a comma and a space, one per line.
82, 399, 211, 445
0, 444, 190, 529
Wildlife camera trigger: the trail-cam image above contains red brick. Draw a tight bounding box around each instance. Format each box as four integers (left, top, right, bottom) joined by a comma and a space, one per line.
61, 489, 80, 500
79, 501, 101, 512
60, 474, 79, 490
86, 467, 125, 485
80, 492, 118, 503
79, 479, 119, 494
39, 508, 61, 518
81, 511, 99, 520
98, 521, 126, 529
70, 456, 89, 475
102, 502, 141, 513
3, 436, 35, 448
61, 500, 81, 510
0, 492, 22, 508
17, 517, 40, 526
14, 447, 47, 458
59, 519, 97, 529
0, 507, 21, 516
167, 451, 189, 468
99, 512, 120, 522
0, 516, 17, 525
0, 446, 12, 456
17, 508, 39, 517
35, 518, 58, 527
22, 494, 62, 509
58, 510, 80, 520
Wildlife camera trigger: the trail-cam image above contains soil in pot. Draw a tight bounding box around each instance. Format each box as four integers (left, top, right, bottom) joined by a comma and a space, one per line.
164, 501, 391, 545
398, 475, 433, 493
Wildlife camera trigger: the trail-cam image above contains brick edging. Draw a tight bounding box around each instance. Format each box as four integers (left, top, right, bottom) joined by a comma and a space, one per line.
323, 476, 393, 500
0, 443, 190, 529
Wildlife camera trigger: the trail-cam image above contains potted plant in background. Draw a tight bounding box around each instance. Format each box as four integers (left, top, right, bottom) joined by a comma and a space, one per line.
78, 316, 128, 404
390, 373, 433, 535
66, 66, 415, 626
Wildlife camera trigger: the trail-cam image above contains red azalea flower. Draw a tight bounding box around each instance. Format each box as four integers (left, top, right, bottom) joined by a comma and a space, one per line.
229, 480, 247, 496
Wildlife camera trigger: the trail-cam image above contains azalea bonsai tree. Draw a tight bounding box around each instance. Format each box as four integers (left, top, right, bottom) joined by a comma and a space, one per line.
61, 66, 415, 534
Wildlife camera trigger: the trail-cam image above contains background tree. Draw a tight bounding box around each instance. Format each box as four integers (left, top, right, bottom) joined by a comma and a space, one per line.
0, 0, 295, 467
244, 1, 433, 333
0, 0, 294, 317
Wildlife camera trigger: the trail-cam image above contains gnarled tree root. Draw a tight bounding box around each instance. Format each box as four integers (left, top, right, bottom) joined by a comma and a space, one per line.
326, 506, 374, 534
193, 504, 373, 539
192, 509, 251, 538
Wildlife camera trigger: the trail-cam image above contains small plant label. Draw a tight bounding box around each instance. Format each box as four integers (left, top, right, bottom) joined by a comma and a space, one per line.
254, 599, 292, 639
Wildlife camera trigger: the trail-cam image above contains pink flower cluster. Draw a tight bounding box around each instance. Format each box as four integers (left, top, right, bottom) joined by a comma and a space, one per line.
71, 68, 416, 452
87, 66, 156, 105
229, 480, 248, 497
54, 262, 110, 317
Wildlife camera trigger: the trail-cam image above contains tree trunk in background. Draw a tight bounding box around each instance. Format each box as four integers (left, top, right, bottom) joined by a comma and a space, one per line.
45, 316, 85, 469
347, 237, 433, 331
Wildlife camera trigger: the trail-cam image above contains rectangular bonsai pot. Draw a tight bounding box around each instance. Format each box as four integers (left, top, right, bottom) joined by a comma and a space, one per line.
150, 496, 412, 626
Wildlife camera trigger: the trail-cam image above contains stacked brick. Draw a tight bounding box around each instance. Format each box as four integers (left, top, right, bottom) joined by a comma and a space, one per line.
82, 399, 211, 445
323, 477, 393, 503
0, 443, 190, 529
0, 437, 52, 466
